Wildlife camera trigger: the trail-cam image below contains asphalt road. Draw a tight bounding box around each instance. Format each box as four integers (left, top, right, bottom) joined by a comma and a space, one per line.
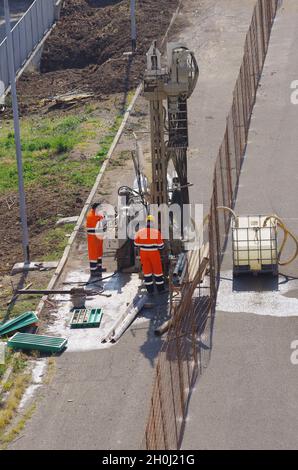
182, 0, 298, 450
8, 0, 257, 450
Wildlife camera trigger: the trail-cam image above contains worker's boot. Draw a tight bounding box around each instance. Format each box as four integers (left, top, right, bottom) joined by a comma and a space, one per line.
97, 258, 106, 273
156, 283, 165, 294
146, 284, 155, 295
144, 274, 154, 295
90, 261, 99, 277
90, 270, 102, 280
154, 274, 165, 294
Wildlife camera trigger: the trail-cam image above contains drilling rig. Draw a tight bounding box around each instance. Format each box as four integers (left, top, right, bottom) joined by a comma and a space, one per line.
115, 41, 199, 274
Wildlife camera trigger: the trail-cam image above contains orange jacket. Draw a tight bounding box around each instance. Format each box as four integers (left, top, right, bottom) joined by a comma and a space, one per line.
86, 209, 104, 235
134, 227, 164, 251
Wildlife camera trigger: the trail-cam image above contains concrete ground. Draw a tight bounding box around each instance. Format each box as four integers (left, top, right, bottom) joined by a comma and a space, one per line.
8, 0, 257, 450
182, 0, 298, 450
184, 0, 256, 207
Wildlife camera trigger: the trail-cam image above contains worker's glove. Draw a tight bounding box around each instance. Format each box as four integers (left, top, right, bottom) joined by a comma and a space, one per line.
102, 218, 108, 232
96, 218, 107, 236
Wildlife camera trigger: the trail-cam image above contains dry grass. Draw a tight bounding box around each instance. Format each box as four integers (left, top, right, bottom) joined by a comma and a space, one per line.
0, 403, 36, 449
43, 357, 56, 385
0, 356, 56, 447
0, 373, 31, 439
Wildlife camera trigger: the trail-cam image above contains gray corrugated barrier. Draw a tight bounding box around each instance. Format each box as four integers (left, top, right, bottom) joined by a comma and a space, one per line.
0, 0, 56, 93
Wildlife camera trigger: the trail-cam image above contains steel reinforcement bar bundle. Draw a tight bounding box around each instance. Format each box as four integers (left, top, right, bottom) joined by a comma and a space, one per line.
142, 0, 279, 450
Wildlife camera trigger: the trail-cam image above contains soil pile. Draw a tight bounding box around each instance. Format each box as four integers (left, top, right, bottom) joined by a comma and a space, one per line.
17, 0, 179, 113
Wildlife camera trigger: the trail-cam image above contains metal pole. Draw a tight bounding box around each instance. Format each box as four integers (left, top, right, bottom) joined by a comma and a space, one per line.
130, 0, 136, 52
4, 0, 30, 264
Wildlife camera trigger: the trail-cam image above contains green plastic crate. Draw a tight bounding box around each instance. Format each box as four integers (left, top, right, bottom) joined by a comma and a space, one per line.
0, 312, 38, 337
8, 333, 67, 353
70, 308, 103, 329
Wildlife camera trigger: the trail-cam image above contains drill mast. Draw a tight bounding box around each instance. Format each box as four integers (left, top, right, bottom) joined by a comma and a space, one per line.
144, 41, 199, 210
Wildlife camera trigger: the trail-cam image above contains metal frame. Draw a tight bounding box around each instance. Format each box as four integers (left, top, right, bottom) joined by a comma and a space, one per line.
232, 215, 278, 275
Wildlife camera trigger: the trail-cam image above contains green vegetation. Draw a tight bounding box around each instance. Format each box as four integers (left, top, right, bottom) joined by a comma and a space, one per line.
0, 347, 28, 381
0, 115, 83, 191
0, 111, 123, 193
94, 114, 123, 161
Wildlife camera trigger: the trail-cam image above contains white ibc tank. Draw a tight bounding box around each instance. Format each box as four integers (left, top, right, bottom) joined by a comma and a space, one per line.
232, 215, 278, 274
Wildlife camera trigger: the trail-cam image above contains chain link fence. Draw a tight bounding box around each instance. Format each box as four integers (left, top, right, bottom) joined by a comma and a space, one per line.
0, 0, 56, 93
143, 0, 279, 450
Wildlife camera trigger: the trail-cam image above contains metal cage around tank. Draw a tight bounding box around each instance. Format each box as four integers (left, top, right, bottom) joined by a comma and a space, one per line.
232, 215, 278, 275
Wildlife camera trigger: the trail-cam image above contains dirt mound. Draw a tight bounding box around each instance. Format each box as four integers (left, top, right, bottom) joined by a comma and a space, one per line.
17, 0, 179, 113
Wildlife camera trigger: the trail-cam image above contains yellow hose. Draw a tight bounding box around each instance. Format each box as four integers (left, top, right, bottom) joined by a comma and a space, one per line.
217, 206, 237, 220
216, 206, 238, 227
263, 215, 298, 266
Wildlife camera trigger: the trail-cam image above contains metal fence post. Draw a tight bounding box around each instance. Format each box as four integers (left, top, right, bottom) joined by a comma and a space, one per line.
130, 0, 137, 52
4, 0, 30, 264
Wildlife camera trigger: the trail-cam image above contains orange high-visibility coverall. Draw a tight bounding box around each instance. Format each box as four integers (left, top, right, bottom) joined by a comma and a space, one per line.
86, 209, 104, 273
134, 227, 165, 292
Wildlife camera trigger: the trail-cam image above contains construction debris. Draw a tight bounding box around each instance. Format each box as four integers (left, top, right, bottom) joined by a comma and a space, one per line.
41, 93, 94, 109
101, 293, 147, 344
55, 216, 79, 227
11, 261, 58, 275
154, 318, 172, 337
0, 312, 38, 337
8, 332, 67, 353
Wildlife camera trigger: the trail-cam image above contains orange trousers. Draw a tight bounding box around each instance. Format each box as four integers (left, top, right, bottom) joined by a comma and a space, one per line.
140, 250, 164, 293
87, 235, 103, 272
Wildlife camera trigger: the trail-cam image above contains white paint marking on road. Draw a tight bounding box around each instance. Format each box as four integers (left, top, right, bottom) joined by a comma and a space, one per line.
217, 270, 298, 317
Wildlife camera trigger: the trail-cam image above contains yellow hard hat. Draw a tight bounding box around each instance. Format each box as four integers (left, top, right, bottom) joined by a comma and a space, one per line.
146, 215, 155, 223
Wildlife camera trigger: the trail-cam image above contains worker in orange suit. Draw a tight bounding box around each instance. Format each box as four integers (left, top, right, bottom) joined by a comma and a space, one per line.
86, 202, 105, 277
134, 215, 165, 294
